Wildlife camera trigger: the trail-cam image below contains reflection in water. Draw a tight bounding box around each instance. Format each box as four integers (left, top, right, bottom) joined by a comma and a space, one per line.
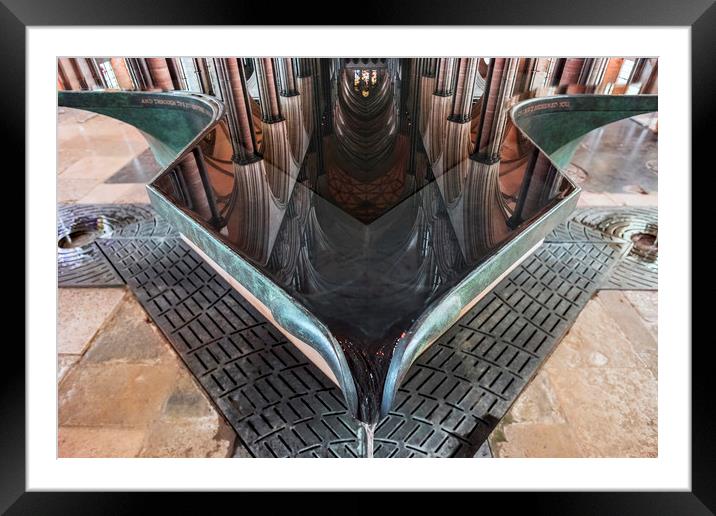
153, 58, 574, 423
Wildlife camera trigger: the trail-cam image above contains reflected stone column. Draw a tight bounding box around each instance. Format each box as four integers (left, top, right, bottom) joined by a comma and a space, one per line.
143, 57, 218, 223
448, 58, 478, 123
419, 62, 436, 135
278, 58, 299, 97
408, 59, 423, 178
513, 58, 534, 94
294, 58, 313, 78
256, 58, 284, 123
310, 58, 325, 182
217, 58, 260, 164
510, 149, 557, 225
459, 159, 511, 260
628, 58, 647, 84
473, 58, 518, 161
422, 58, 437, 78
434, 58, 457, 96
458, 58, 518, 257
441, 58, 478, 203
423, 59, 458, 162
178, 150, 214, 222
255, 58, 296, 205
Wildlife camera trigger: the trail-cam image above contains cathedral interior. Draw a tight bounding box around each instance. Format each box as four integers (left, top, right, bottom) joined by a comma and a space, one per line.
57, 57, 658, 458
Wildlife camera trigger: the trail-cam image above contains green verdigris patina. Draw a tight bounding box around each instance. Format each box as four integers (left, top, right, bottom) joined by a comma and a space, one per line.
58, 91, 223, 168
512, 94, 658, 170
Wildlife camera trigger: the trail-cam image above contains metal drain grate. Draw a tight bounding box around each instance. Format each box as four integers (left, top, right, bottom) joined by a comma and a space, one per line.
107, 216, 178, 240
57, 204, 175, 287
99, 236, 627, 457
547, 206, 658, 290
57, 204, 155, 287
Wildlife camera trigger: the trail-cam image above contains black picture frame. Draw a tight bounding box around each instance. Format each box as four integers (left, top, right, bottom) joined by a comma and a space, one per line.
6, 0, 710, 511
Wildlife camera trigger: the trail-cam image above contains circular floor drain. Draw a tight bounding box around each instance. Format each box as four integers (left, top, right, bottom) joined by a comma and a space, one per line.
57, 203, 155, 287
574, 207, 658, 289
57, 216, 115, 249
630, 231, 658, 262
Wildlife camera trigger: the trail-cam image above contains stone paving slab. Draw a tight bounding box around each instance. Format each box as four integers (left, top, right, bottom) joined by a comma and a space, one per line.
489, 295, 658, 458
58, 294, 236, 458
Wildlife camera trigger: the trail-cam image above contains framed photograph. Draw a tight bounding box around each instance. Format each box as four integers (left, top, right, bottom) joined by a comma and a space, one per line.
8, 0, 709, 511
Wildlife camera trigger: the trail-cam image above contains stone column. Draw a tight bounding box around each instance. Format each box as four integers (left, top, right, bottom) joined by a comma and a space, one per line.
85, 59, 106, 89
448, 58, 478, 123
146, 58, 175, 91
628, 58, 647, 84
584, 58, 608, 88
68, 58, 92, 90
166, 58, 188, 90
558, 58, 586, 86
546, 58, 561, 86
640, 61, 658, 94
110, 58, 135, 90
602, 58, 624, 86
194, 58, 215, 95
57, 61, 70, 90
256, 58, 284, 123
513, 58, 534, 94
124, 58, 153, 90
529, 58, 553, 90
58, 58, 82, 90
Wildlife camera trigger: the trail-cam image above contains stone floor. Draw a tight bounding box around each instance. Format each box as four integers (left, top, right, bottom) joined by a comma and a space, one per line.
57, 290, 235, 457
57, 108, 658, 458
489, 290, 657, 457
